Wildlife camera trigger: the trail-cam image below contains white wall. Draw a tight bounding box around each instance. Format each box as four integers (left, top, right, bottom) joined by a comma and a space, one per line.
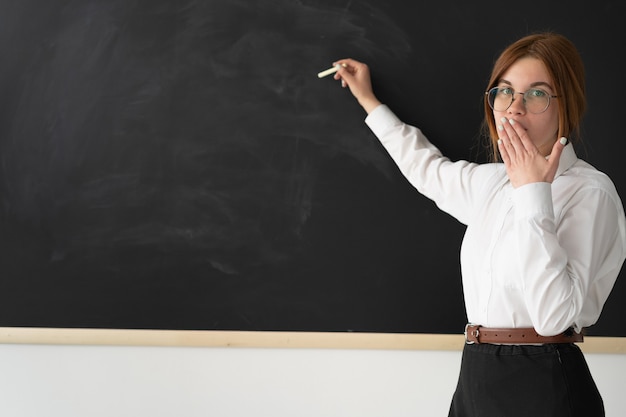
1, 344, 625, 416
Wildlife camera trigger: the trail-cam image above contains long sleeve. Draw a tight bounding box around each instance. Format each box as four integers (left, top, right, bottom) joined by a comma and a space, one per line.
365, 104, 497, 225
513, 171, 626, 335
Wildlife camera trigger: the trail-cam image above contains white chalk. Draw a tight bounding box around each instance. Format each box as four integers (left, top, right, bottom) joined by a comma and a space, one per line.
317, 63, 346, 78
317, 65, 340, 78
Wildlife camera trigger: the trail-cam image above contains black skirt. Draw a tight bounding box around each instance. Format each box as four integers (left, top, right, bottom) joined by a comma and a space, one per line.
448, 342, 604, 417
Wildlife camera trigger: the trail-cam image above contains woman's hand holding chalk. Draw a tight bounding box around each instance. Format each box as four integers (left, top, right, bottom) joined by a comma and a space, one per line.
317, 63, 347, 78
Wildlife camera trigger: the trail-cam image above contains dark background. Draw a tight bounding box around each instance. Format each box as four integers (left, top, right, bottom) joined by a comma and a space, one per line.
1, 0, 624, 336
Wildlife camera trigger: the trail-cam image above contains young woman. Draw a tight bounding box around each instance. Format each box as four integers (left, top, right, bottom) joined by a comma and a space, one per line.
333, 32, 626, 416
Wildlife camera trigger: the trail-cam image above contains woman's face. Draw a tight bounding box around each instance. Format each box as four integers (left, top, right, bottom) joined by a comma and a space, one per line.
493, 57, 560, 156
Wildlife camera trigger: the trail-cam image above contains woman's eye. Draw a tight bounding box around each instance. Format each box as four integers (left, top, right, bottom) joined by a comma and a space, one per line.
529, 89, 546, 97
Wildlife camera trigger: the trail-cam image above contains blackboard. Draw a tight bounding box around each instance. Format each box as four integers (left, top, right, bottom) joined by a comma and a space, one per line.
1, 0, 624, 336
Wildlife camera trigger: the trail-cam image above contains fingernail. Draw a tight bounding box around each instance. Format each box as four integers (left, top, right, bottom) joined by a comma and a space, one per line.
497, 125, 504, 131
560, 137, 568, 145
497, 139, 502, 145
500, 117, 508, 123
509, 119, 515, 125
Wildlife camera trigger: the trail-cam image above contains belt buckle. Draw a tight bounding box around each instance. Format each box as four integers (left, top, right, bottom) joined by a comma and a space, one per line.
464, 324, 480, 344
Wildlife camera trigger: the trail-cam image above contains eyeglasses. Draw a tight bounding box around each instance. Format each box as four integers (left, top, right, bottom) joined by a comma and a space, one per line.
485, 86, 559, 114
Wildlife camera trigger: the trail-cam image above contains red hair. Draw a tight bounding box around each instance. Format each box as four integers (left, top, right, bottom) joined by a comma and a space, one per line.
483, 33, 586, 162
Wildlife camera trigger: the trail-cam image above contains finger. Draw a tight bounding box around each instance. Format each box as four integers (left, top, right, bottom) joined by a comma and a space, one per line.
334, 66, 351, 87
331, 60, 354, 84
332, 65, 346, 81
332, 60, 353, 78
335, 59, 371, 83
548, 137, 568, 164
539, 137, 567, 182
508, 119, 537, 154
333, 58, 362, 72
334, 60, 369, 92
497, 121, 515, 157
500, 117, 525, 154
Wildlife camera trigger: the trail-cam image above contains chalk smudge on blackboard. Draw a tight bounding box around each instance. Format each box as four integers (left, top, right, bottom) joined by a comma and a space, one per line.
1, 0, 411, 279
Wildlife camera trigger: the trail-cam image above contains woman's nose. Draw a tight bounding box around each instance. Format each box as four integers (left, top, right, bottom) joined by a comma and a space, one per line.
508, 93, 526, 114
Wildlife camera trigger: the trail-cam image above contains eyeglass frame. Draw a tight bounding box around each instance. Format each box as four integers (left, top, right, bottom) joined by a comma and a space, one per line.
485, 86, 560, 114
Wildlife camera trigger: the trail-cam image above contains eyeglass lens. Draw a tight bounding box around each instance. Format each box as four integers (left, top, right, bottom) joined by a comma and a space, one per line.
487, 87, 551, 114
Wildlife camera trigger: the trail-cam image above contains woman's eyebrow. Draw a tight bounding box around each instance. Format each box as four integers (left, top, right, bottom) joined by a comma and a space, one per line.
497, 79, 555, 91
529, 81, 555, 90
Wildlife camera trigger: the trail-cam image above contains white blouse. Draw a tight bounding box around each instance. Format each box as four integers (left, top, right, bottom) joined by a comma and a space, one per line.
366, 105, 626, 335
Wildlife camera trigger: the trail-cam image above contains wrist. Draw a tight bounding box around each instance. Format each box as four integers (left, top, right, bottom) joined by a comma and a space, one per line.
359, 96, 382, 114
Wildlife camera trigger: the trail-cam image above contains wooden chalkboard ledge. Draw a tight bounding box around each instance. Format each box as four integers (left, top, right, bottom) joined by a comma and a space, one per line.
0, 328, 624, 353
